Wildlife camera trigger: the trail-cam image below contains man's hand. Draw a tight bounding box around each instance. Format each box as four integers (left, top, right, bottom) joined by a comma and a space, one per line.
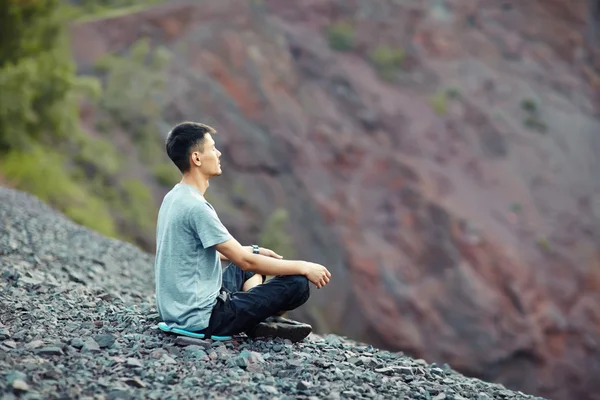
259, 247, 283, 259
245, 246, 283, 259
216, 238, 331, 282
302, 262, 331, 289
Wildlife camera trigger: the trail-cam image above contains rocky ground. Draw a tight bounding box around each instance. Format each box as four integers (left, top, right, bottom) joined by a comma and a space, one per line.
66, 2, 600, 398
0, 187, 545, 400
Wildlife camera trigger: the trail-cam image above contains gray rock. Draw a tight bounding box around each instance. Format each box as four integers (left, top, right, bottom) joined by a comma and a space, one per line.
348, 356, 361, 365
248, 351, 265, 364
325, 334, 343, 347
297, 380, 312, 390
262, 385, 278, 395
81, 339, 101, 353
235, 355, 248, 369
93, 334, 116, 348
375, 366, 413, 376
272, 344, 283, 352
123, 377, 146, 388
70, 338, 85, 349
11, 330, 26, 341
174, 336, 212, 349
35, 346, 64, 356
126, 358, 143, 368
161, 354, 177, 365
25, 340, 44, 349
0, 186, 548, 400
182, 345, 206, 359
6, 371, 27, 386
359, 356, 374, 367
12, 379, 29, 392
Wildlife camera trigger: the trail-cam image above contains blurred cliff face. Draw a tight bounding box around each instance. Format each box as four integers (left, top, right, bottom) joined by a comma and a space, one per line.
66, 1, 600, 399
586, 0, 600, 78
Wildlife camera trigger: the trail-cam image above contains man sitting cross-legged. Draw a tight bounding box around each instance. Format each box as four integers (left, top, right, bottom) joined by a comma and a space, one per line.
154, 121, 332, 343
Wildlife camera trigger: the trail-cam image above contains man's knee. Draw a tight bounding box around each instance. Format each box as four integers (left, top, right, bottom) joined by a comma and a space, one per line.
284, 275, 310, 303
286, 274, 308, 289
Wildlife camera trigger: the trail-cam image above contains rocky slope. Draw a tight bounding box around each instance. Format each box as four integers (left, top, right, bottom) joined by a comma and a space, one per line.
0, 186, 546, 400
68, 1, 600, 399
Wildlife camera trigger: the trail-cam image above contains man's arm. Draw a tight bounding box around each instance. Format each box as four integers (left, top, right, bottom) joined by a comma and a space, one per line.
215, 237, 331, 289
218, 246, 251, 261
218, 246, 281, 261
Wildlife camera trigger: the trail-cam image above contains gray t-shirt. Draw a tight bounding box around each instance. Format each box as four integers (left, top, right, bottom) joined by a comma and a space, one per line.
154, 183, 231, 331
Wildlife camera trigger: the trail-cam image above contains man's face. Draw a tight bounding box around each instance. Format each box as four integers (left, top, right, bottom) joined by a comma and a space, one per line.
192, 133, 222, 177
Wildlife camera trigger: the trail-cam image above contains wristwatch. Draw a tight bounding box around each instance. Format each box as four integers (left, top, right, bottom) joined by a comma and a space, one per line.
252, 244, 266, 283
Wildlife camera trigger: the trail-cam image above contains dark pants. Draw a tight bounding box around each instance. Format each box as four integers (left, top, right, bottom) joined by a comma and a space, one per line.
199, 263, 310, 337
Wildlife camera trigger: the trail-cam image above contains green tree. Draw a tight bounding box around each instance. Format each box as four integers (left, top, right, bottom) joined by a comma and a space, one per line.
0, 0, 81, 150
0, 0, 119, 238
94, 38, 171, 141
326, 22, 355, 52
369, 46, 405, 82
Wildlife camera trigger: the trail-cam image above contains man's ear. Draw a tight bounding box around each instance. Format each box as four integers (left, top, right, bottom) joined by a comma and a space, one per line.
191, 151, 202, 166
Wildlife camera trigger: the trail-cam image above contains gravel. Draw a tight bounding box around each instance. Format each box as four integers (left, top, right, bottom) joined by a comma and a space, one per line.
0, 187, 547, 399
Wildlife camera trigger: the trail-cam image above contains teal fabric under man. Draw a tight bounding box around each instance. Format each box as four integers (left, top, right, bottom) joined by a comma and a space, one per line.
154, 183, 232, 331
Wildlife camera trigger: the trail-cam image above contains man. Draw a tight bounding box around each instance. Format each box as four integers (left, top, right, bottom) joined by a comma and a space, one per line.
155, 121, 331, 343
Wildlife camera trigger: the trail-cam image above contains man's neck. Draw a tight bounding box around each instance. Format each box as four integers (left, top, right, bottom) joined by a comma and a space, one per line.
181, 172, 209, 195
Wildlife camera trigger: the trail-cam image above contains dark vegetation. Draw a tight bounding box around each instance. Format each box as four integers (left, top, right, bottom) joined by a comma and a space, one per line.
0, 0, 294, 255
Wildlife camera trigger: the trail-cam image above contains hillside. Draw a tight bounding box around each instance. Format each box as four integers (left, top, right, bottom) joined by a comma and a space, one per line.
1, 0, 599, 399
62, 1, 600, 399
0, 186, 547, 400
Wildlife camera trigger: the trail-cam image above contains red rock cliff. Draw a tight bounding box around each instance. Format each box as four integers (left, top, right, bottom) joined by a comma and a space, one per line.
70, 1, 600, 399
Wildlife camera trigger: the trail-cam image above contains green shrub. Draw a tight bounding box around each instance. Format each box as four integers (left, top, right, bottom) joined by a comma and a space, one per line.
0, 0, 123, 239
259, 208, 295, 259
521, 98, 547, 133
120, 179, 157, 232
73, 135, 122, 178
135, 126, 165, 161
232, 181, 246, 197
524, 116, 548, 133
153, 163, 180, 187
369, 46, 405, 81
521, 98, 537, 113
446, 87, 460, 99
326, 22, 355, 52
537, 236, 551, 252
430, 90, 448, 115
0, 28, 81, 151
72, 75, 102, 100
0, 146, 117, 237
63, 196, 118, 238
95, 38, 171, 138
94, 117, 113, 133
0, 0, 166, 247
509, 203, 523, 213
65, 0, 166, 21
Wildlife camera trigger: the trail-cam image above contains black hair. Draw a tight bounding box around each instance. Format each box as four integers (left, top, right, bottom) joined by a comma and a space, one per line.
165, 121, 216, 173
